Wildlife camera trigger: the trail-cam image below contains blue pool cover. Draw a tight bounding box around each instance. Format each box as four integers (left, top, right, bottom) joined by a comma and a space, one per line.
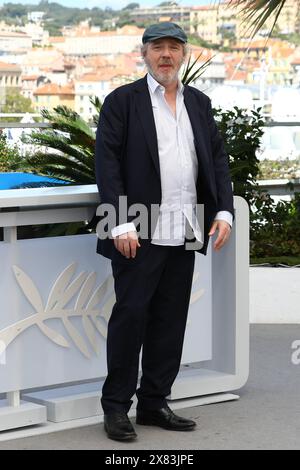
0, 173, 68, 190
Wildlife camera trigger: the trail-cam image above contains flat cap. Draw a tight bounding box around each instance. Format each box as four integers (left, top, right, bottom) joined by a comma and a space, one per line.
142, 22, 187, 44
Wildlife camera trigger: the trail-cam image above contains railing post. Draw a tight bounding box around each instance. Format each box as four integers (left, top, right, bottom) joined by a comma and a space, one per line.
3, 227, 21, 409
3, 226, 17, 243
7, 391, 20, 408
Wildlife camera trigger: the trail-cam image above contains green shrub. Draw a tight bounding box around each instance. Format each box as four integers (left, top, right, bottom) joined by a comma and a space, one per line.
250, 192, 300, 258
215, 106, 300, 259
213, 105, 264, 204
0, 131, 23, 172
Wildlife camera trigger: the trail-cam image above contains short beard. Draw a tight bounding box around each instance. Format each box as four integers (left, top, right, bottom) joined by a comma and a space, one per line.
144, 58, 182, 86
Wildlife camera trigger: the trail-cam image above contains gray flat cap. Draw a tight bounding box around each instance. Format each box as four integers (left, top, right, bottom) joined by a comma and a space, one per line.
142, 22, 187, 44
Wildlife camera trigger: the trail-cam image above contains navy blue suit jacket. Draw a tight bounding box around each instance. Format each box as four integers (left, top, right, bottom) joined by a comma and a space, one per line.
95, 75, 234, 264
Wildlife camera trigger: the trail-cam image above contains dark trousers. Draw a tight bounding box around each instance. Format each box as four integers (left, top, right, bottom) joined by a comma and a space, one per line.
101, 243, 195, 414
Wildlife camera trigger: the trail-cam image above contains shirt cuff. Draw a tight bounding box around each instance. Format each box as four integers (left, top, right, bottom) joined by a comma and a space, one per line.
214, 211, 233, 227
111, 222, 136, 238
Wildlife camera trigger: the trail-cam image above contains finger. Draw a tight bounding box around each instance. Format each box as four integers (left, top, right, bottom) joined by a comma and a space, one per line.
114, 238, 119, 250
129, 234, 141, 249
208, 221, 218, 236
214, 234, 224, 250
130, 239, 137, 258
123, 240, 131, 258
214, 232, 229, 250
116, 239, 126, 256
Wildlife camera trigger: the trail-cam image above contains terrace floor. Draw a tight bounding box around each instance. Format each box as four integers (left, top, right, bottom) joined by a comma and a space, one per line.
0, 324, 299, 450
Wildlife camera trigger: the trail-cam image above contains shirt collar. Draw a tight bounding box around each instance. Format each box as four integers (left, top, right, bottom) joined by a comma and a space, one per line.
147, 72, 184, 95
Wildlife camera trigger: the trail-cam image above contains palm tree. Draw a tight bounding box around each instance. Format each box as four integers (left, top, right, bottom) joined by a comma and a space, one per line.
20, 98, 101, 184
226, 0, 288, 38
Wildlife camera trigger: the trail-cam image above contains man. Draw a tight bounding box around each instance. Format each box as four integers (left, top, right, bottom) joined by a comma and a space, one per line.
95, 22, 234, 442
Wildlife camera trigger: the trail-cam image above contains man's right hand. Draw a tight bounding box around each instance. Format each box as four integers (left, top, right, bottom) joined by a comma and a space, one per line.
113, 231, 141, 258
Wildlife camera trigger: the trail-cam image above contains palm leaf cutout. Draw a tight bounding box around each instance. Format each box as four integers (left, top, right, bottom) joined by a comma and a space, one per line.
86, 275, 114, 310
82, 316, 99, 355
37, 321, 70, 348
190, 271, 205, 305
4, 265, 117, 357
100, 295, 116, 323
55, 271, 88, 309
75, 272, 99, 354
0, 341, 6, 356
13, 266, 44, 313
88, 277, 115, 339
46, 262, 77, 311
12, 265, 71, 348
92, 316, 108, 339
75, 272, 97, 310
190, 289, 205, 304
47, 269, 92, 357
61, 315, 91, 358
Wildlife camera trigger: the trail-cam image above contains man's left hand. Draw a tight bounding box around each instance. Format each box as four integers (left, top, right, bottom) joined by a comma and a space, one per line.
208, 220, 231, 251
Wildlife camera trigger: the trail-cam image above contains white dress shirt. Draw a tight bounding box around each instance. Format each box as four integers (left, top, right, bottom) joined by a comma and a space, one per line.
111, 73, 232, 244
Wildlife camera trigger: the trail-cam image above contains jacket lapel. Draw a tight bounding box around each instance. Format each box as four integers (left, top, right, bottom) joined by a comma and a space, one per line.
183, 86, 201, 143
184, 85, 217, 205
183, 86, 209, 168
134, 76, 161, 179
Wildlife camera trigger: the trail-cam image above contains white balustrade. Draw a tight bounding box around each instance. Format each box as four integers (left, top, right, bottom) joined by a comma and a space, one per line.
0, 186, 249, 433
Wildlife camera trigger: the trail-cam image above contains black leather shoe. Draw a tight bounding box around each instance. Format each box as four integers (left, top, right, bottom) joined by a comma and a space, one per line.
136, 405, 196, 431
104, 412, 137, 441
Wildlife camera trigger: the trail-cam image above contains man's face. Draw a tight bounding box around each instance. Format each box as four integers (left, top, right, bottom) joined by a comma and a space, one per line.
143, 38, 185, 86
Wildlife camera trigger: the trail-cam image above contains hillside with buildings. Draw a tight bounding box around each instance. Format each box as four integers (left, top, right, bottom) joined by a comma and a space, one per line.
1, 0, 300, 172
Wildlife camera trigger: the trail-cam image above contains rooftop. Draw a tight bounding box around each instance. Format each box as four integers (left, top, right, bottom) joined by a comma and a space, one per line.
33, 83, 74, 96
0, 31, 30, 38
0, 61, 21, 72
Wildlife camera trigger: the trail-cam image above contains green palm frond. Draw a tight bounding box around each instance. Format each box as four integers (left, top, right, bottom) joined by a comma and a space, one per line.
20, 152, 94, 183
227, 0, 287, 38
39, 166, 93, 184
19, 101, 99, 184
11, 181, 66, 189
22, 131, 93, 161
40, 106, 96, 147
181, 53, 214, 85
89, 96, 102, 126
29, 165, 93, 184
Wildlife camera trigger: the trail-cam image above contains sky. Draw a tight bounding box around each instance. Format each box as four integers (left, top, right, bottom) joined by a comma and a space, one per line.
0, 0, 213, 10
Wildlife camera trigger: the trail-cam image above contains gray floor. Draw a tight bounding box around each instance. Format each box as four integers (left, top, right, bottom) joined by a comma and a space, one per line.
1, 324, 300, 450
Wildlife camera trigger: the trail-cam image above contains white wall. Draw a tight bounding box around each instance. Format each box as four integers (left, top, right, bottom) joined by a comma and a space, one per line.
250, 267, 300, 323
